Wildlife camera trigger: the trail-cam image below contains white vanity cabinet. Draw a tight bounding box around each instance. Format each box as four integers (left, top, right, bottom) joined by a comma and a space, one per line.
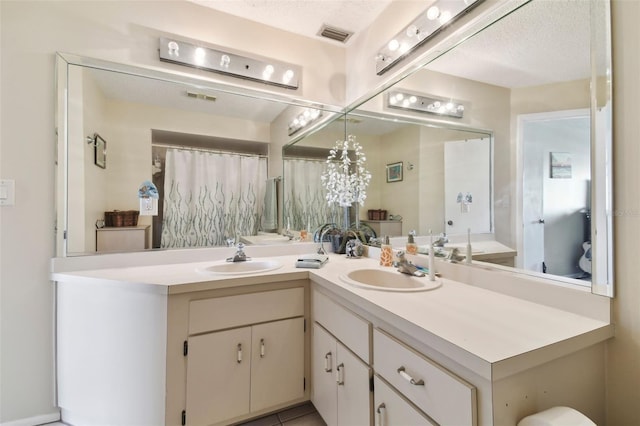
373, 376, 435, 426
186, 317, 304, 425
182, 287, 306, 426
373, 328, 476, 426
311, 289, 372, 426
55, 273, 310, 426
312, 323, 371, 426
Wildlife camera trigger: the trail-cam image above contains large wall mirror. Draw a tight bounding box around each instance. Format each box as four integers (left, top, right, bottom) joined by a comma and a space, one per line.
55, 53, 342, 257
284, 0, 613, 297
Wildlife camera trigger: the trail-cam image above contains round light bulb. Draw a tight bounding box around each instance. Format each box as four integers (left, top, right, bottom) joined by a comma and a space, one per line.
167, 41, 179, 56
409, 96, 417, 104
402, 99, 410, 107
283, 69, 295, 84
426, 6, 440, 20
194, 47, 206, 64
399, 42, 411, 54
439, 10, 452, 24
388, 39, 400, 51
446, 102, 455, 111
406, 25, 419, 38
396, 93, 404, 101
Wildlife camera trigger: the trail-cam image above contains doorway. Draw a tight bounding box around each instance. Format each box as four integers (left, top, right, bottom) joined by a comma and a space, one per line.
518, 109, 591, 279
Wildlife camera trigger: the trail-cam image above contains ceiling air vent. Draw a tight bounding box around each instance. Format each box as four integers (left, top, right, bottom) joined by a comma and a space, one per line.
318, 25, 353, 43
186, 91, 217, 102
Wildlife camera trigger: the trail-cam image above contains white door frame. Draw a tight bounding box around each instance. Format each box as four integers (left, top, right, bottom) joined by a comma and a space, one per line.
515, 108, 589, 270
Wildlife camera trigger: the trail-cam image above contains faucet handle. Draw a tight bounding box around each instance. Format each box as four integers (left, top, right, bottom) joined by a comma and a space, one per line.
236, 242, 245, 251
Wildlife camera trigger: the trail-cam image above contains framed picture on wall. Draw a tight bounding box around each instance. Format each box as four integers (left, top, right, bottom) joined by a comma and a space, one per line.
386, 161, 403, 183
550, 152, 571, 178
94, 134, 107, 169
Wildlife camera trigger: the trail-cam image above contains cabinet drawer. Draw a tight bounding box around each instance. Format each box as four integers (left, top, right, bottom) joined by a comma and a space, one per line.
189, 288, 304, 334
374, 376, 436, 426
374, 328, 476, 426
312, 290, 371, 363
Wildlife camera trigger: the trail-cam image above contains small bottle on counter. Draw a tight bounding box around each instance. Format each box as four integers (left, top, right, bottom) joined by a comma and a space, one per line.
406, 232, 417, 255
380, 236, 393, 267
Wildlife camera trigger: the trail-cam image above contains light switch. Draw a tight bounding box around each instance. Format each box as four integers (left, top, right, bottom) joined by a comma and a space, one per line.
0, 179, 15, 206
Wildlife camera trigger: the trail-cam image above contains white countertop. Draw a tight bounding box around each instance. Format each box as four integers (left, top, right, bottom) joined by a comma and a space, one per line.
52, 251, 612, 380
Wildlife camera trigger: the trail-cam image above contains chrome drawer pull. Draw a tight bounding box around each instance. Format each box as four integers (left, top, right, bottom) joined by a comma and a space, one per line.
376, 403, 386, 426
336, 363, 345, 385
237, 343, 243, 363
324, 352, 333, 372
397, 366, 424, 386
260, 338, 265, 358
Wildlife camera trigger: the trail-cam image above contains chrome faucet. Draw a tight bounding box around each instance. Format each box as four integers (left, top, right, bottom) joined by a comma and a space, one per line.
227, 242, 251, 262
344, 230, 363, 258
446, 247, 465, 263
432, 233, 449, 247
395, 251, 425, 277
317, 225, 334, 255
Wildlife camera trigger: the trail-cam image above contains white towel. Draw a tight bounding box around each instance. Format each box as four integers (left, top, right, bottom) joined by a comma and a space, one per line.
261, 178, 278, 231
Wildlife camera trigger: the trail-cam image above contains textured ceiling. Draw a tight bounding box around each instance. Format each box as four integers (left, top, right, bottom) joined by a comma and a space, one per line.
188, 0, 393, 44
426, 0, 592, 88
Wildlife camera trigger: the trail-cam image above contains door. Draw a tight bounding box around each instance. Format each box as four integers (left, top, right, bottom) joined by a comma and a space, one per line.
186, 327, 251, 426
312, 323, 338, 426
251, 317, 305, 412
336, 342, 371, 426
521, 111, 591, 275
374, 376, 435, 426
444, 138, 491, 235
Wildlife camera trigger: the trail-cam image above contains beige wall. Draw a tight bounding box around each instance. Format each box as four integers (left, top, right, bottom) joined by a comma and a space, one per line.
607, 1, 640, 425
1, 1, 639, 425
0, 1, 343, 422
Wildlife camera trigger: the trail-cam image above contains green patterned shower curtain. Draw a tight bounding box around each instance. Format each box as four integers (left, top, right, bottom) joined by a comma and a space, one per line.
283, 158, 339, 232
161, 149, 267, 248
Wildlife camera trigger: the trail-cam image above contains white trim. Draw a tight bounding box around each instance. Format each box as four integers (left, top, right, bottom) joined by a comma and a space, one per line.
515, 108, 589, 271
0, 411, 61, 426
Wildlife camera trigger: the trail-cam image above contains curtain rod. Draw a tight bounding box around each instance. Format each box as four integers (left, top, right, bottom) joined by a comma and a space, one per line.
283, 156, 328, 162
152, 143, 268, 159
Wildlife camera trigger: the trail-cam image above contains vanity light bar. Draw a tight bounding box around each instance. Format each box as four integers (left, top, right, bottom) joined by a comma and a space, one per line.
387, 91, 465, 118
288, 108, 323, 136
159, 37, 301, 90
375, 0, 484, 75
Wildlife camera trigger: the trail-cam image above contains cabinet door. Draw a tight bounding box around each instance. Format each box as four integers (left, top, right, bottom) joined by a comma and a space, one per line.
312, 323, 338, 426
186, 327, 251, 426
337, 342, 372, 426
251, 317, 305, 413
374, 376, 436, 426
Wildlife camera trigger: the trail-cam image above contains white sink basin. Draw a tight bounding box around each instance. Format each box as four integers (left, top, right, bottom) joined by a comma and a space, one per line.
198, 259, 283, 275
240, 234, 291, 245
340, 268, 441, 292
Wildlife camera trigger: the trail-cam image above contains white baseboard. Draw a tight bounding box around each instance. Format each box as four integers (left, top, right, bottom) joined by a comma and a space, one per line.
1, 411, 61, 426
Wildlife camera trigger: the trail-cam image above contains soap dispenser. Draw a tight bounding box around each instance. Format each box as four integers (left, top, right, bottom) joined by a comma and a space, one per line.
406, 232, 417, 255
380, 236, 393, 267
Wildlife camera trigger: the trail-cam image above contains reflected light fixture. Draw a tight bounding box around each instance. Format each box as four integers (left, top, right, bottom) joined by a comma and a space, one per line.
288, 108, 323, 136
376, 0, 484, 75
387, 90, 465, 118
159, 37, 301, 90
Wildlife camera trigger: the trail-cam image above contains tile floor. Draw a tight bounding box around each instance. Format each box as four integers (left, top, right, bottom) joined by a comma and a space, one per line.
42, 402, 325, 426
238, 402, 326, 426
